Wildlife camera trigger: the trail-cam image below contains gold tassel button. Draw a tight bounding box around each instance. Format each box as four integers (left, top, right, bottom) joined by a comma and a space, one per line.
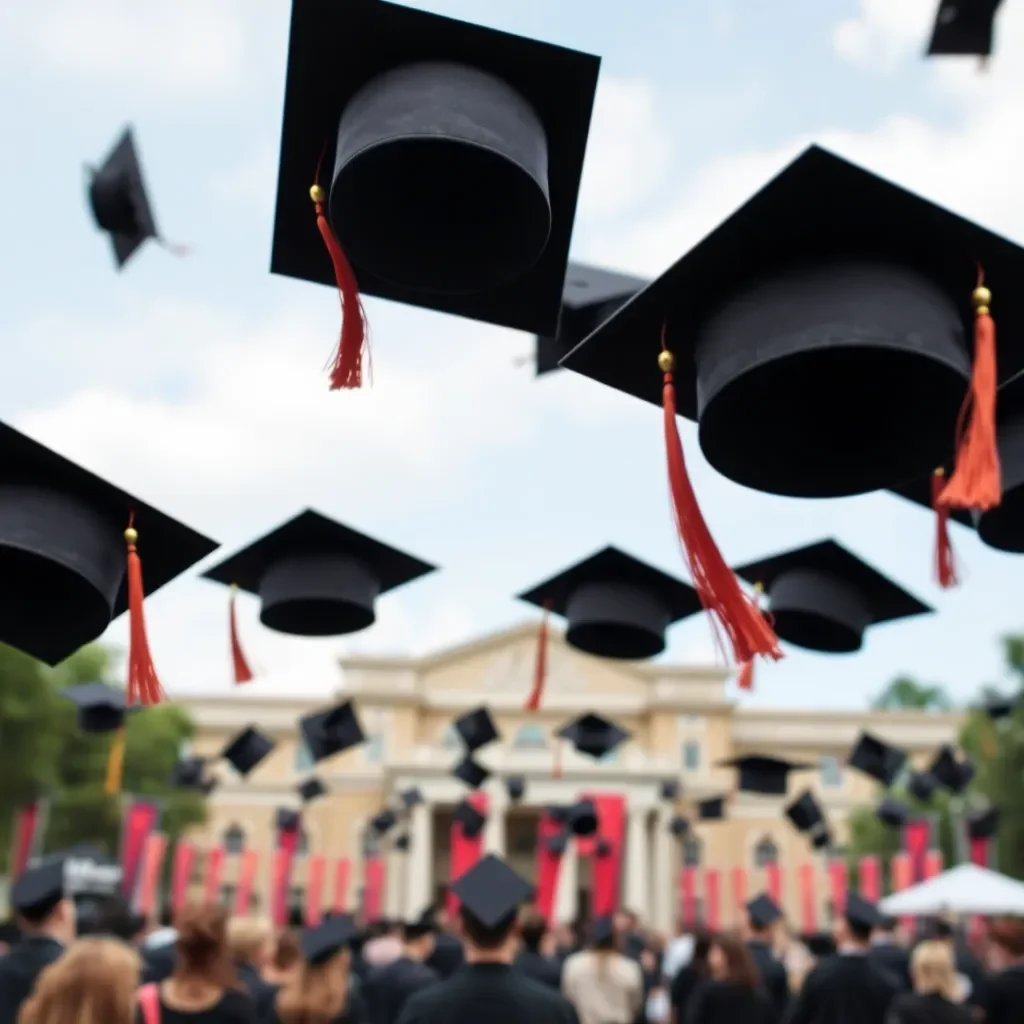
310, 184, 325, 204
972, 285, 992, 315
658, 350, 676, 373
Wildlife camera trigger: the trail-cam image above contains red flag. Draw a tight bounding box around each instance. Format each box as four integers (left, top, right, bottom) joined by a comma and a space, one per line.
170, 840, 197, 917
903, 818, 932, 883
120, 798, 161, 900
204, 846, 225, 906
827, 860, 847, 919
9, 800, 48, 881
730, 866, 747, 925
271, 826, 301, 928
234, 849, 260, 917
364, 855, 385, 924
924, 850, 943, 878
890, 853, 913, 934
680, 866, 698, 929
305, 854, 326, 927
534, 812, 566, 923
765, 861, 783, 906
590, 794, 626, 916
969, 836, 991, 868
332, 857, 351, 914
798, 863, 816, 935
134, 832, 168, 917
705, 869, 721, 931
858, 855, 881, 902
446, 792, 488, 917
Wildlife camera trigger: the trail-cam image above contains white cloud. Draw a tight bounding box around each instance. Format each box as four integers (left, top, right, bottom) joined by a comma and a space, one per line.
832, 0, 936, 71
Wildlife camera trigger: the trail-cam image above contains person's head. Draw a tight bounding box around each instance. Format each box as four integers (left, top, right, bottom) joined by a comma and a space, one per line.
590, 916, 618, 954
987, 917, 1024, 970
94, 896, 147, 944
690, 931, 712, 977
707, 933, 759, 990
833, 910, 872, 950
266, 928, 302, 984
400, 921, 435, 962
19, 937, 140, 1024
614, 909, 638, 934
276, 945, 352, 1024
227, 916, 274, 970
519, 910, 547, 954
16, 895, 76, 946
173, 903, 237, 991
873, 915, 898, 942
910, 941, 960, 1001
927, 918, 955, 943
457, 907, 518, 961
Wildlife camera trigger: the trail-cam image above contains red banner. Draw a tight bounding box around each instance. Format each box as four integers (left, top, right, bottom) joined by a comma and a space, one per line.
446, 792, 489, 917
590, 794, 626, 917
969, 836, 991, 868
534, 811, 566, 923
798, 863, 816, 935
924, 850, 943, 879
705, 869, 721, 931
364, 855, 385, 924
134, 832, 168, 917
204, 846, 224, 906
332, 857, 351, 913
120, 798, 161, 900
730, 866, 747, 925
271, 825, 301, 927
765, 861, 783, 906
858, 856, 881, 902
170, 839, 196, 917
9, 800, 48, 881
890, 853, 913, 933
234, 849, 260, 917
305, 854, 326, 927
903, 818, 932, 883
827, 860, 847, 920
680, 866, 698, 929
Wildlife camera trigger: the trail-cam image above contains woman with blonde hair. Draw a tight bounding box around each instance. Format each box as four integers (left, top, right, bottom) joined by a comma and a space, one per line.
885, 941, 972, 1024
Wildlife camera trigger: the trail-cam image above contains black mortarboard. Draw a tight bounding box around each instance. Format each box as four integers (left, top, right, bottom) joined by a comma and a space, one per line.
591, 915, 615, 944
299, 701, 367, 763
453, 756, 491, 790
60, 682, 137, 734
301, 915, 357, 965
927, 0, 1004, 58
400, 787, 424, 809
547, 832, 568, 856
747, 894, 783, 929
0, 422, 217, 666
203, 510, 435, 637
371, 809, 398, 836
908, 771, 939, 803
452, 707, 500, 753
668, 816, 689, 838
11, 859, 66, 917
595, 837, 614, 857
449, 854, 533, 928
221, 726, 276, 777
983, 694, 1018, 720
876, 797, 910, 829
453, 801, 487, 840
87, 126, 159, 269
170, 756, 208, 790
561, 145, 1024, 501
272, 1, 600, 336
505, 775, 526, 802
848, 732, 908, 786
734, 541, 930, 655
532, 264, 648, 377
929, 745, 974, 793
568, 800, 599, 837
660, 779, 681, 801
967, 806, 999, 840
298, 777, 327, 804
277, 808, 302, 834
698, 797, 726, 821
519, 546, 703, 660
845, 892, 882, 931
804, 933, 837, 958
786, 791, 825, 834
811, 826, 832, 851
394, 834, 411, 853
558, 712, 631, 760
717, 755, 811, 796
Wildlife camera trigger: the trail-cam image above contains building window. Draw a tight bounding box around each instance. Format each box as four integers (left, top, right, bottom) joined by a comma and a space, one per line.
682, 740, 701, 772
295, 740, 315, 773
683, 836, 702, 867
819, 755, 843, 788
512, 724, 548, 750
365, 733, 385, 764
441, 725, 461, 749
223, 824, 246, 855
753, 836, 779, 868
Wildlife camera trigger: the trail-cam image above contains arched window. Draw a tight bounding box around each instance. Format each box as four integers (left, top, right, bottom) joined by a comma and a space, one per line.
513, 724, 548, 750
223, 824, 246, 855
365, 733, 385, 764
440, 725, 461, 750
753, 836, 779, 868
819, 755, 843, 788
295, 740, 315, 773
683, 835, 703, 867
682, 740, 702, 772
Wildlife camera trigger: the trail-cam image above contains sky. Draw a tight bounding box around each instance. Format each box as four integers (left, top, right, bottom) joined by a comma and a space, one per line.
0, 0, 1022, 711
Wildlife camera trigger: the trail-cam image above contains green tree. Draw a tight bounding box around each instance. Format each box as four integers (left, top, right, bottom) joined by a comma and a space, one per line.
870, 675, 954, 711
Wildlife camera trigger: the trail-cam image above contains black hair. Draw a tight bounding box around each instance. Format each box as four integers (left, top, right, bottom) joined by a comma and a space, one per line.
459, 909, 515, 950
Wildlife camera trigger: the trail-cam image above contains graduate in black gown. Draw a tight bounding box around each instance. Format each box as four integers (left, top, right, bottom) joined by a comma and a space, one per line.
514, 910, 562, 990
979, 917, 1024, 1024
396, 855, 579, 1024
743, 895, 790, 1017
785, 893, 899, 1024
364, 909, 439, 1024
423, 902, 464, 980
866, 916, 910, 991
684, 932, 776, 1024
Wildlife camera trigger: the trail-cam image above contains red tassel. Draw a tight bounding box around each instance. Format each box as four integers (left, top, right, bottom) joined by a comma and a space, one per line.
931, 468, 959, 589
124, 514, 163, 707
524, 601, 551, 711
659, 331, 782, 672
938, 269, 1001, 513
310, 183, 368, 391
736, 661, 754, 691
229, 585, 254, 685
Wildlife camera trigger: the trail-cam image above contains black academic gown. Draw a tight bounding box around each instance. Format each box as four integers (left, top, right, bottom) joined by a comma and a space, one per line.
867, 941, 911, 990
424, 934, 464, 980
747, 941, 788, 1016
237, 960, 279, 1024
784, 952, 899, 1024
683, 980, 775, 1024
980, 965, 1024, 1024
364, 956, 439, 1024
0, 936, 63, 1024
395, 962, 578, 1024
885, 991, 973, 1024
514, 949, 562, 990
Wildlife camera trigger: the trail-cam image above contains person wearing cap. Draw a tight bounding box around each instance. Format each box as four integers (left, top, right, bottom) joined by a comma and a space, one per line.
979, 916, 1024, 1024
866, 915, 911, 992
561, 916, 644, 1024
422, 903, 464, 980
396, 855, 577, 1024
742, 895, 789, 1016
514, 910, 563, 990
784, 894, 899, 1024
363, 911, 438, 1024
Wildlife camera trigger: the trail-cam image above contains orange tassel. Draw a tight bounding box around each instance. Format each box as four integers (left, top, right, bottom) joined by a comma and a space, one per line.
125, 515, 163, 707
931, 468, 959, 589
938, 269, 1002, 513
229, 585, 254, 685
310, 182, 368, 391
736, 661, 754, 691
524, 601, 551, 711
659, 331, 782, 672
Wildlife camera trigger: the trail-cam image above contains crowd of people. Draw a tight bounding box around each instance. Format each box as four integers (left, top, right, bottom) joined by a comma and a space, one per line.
1, 852, 1023, 1024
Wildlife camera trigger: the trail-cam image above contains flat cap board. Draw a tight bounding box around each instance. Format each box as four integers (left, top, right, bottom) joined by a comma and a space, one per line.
660, 779, 680, 801
300, 701, 367, 762
298, 776, 327, 803
717, 755, 812, 796
568, 800, 598, 836
927, 0, 1004, 57
785, 790, 824, 833
747, 894, 782, 929
453, 800, 487, 839
452, 706, 500, 752
845, 892, 882, 931
301, 915, 357, 965
394, 833, 410, 852
557, 711, 631, 759
452, 756, 490, 790
505, 775, 526, 801
221, 725, 276, 776
560, 145, 1024, 498
984, 695, 1018, 720
449, 854, 533, 928
811, 827, 832, 850
668, 816, 689, 837
929, 745, 974, 793
848, 731, 908, 786
170, 756, 208, 789
400, 787, 424, 808
277, 808, 301, 833
734, 539, 931, 654
908, 771, 939, 803
698, 797, 725, 821
0, 421, 218, 666
272, 0, 600, 336
11, 859, 66, 916
60, 682, 139, 733
967, 807, 999, 839
876, 798, 910, 829
371, 809, 397, 834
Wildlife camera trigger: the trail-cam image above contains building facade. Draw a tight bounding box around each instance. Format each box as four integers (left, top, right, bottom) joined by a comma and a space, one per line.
182, 623, 960, 932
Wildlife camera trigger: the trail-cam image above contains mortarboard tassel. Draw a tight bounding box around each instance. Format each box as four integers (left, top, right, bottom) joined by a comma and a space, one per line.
524, 599, 551, 711
125, 516, 164, 707
931, 468, 959, 590
310, 179, 368, 391
938, 271, 1002, 514
659, 330, 782, 673
735, 583, 765, 691
229, 584, 254, 685
104, 729, 126, 794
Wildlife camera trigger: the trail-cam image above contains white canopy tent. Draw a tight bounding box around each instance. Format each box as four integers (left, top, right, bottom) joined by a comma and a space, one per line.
879, 863, 1024, 917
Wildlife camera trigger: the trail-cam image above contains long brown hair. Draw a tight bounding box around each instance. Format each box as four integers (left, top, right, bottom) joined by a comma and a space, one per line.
711, 932, 759, 991
18, 938, 139, 1024
276, 948, 352, 1024
173, 903, 238, 990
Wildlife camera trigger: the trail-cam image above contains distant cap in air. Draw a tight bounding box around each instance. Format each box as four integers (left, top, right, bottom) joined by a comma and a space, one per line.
785, 790, 825, 834
60, 682, 139, 734
557, 712, 631, 761
452, 756, 491, 791
717, 755, 812, 796
927, 0, 1004, 59
297, 777, 327, 804
221, 726, 276, 777
848, 732, 908, 787
452, 707, 500, 753
452, 800, 487, 840
299, 701, 367, 764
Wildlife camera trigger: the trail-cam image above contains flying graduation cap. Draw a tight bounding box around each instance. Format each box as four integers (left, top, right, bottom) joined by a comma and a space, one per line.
452, 756, 491, 791
170, 756, 208, 790
785, 791, 825, 834
848, 732, 908, 786
298, 777, 327, 804
567, 800, 599, 837
371, 809, 398, 836
399, 787, 424, 809
221, 726, 276, 777
718, 755, 812, 796
668, 815, 689, 838
928, 745, 975, 793
927, 0, 1004, 60
697, 796, 726, 821
660, 779, 681, 801
547, 832, 569, 856
299, 701, 366, 764
876, 797, 910, 829
203, 510, 436, 639
271, 0, 600, 388
394, 834, 411, 853
908, 771, 939, 803
453, 800, 487, 840
967, 806, 999, 840
60, 683, 139, 734
452, 707, 500, 753
983, 694, 1019, 720
557, 712, 631, 761
505, 775, 526, 802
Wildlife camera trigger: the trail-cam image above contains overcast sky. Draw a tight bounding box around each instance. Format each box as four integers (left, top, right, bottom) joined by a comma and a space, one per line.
0, 0, 1021, 710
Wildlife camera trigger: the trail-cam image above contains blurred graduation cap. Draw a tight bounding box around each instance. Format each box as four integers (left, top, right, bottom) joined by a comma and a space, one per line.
529, 264, 648, 377
908, 771, 939, 803
718, 755, 812, 796
848, 732, 908, 787
301, 915, 357, 965
0, 422, 217, 668
399, 787, 424, 809
747, 894, 783, 929
452, 756, 491, 790
568, 800, 598, 836
452, 707, 500, 753
876, 797, 910, 829
203, 510, 436, 638
277, 808, 302, 834
298, 777, 327, 804
518, 546, 704, 660
170, 756, 209, 790
271, 0, 600, 337
844, 892, 882, 932
810, 826, 832, 851
449, 854, 533, 929
785, 791, 825, 834
453, 800, 487, 840
804, 933, 836, 957
929, 745, 975, 793
11, 859, 66, 918
557, 712, 631, 761
983, 694, 1018, 720
394, 833, 411, 853
697, 796, 726, 821
60, 683, 138, 734
546, 832, 569, 856
967, 806, 999, 840
734, 541, 931, 655
660, 779, 681, 801
299, 701, 366, 763
505, 775, 526, 802
371, 809, 398, 836
668, 815, 689, 838
927, 0, 1004, 59
221, 726, 276, 777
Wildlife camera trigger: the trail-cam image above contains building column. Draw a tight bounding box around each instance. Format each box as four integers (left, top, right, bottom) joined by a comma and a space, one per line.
555, 841, 578, 924
650, 808, 674, 933
484, 791, 507, 857
624, 807, 650, 920
405, 801, 433, 917
384, 841, 404, 918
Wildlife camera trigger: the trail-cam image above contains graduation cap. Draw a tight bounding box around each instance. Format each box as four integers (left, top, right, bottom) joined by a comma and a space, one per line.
810, 826, 832, 851
844, 892, 882, 932
927, 0, 1004, 59
449, 854, 533, 929
595, 837, 614, 857
0, 421, 217, 668
170, 756, 208, 790
394, 834, 411, 853
298, 777, 327, 804
11, 859, 66, 918
453, 801, 487, 840
908, 771, 939, 803
734, 541, 931, 655
505, 775, 526, 802
452, 707, 500, 753
453, 756, 490, 791
876, 797, 910, 829
399, 787, 424, 809
967, 806, 999, 840
697, 797, 726, 821
848, 732, 908, 787
718, 755, 812, 796
371, 809, 398, 836
558, 712, 631, 761
746, 894, 783, 930
660, 779, 681, 801
804, 933, 836, 958
929, 745, 974, 793
568, 800, 599, 837
203, 510, 435, 638
530, 264, 648, 377
300, 914, 357, 965
299, 701, 366, 763
271, 0, 600, 339
668, 815, 689, 838
277, 808, 302, 834
546, 832, 569, 856
60, 683, 137, 734
518, 546, 704, 660
785, 791, 825, 834
221, 726, 276, 777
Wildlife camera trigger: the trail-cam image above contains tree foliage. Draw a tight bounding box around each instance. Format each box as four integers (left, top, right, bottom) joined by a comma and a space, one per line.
870, 675, 954, 711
